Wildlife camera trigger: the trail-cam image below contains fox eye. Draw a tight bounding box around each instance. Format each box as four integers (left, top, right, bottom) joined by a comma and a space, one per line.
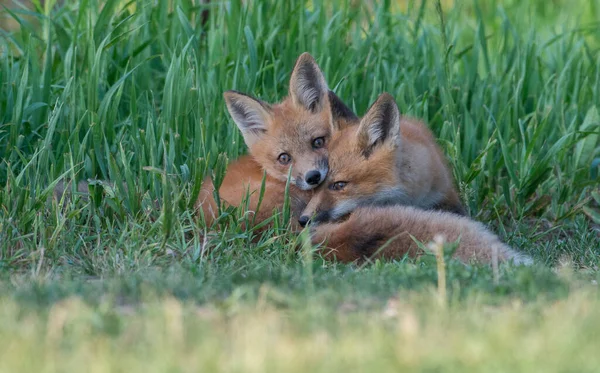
278, 153, 292, 165
329, 181, 347, 191
312, 137, 325, 149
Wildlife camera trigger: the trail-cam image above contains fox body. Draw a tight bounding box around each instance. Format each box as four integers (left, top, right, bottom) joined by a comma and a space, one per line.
196, 53, 356, 228
300, 93, 465, 226
301, 93, 531, 265
310, 205, 532, 265
197, 155, 313, 231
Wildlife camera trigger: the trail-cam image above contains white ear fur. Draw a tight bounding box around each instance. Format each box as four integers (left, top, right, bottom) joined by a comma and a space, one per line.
357, 93, 401, 156
224, 91, 272, 147
289, 52, 329, 113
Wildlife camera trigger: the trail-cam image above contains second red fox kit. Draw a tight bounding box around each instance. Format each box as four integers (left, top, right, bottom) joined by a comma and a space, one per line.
299, 92, 465, 227
300, 93, 531, 265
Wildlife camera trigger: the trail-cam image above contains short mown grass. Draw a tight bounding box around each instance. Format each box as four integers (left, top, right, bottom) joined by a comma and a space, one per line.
1, 0, 599, 371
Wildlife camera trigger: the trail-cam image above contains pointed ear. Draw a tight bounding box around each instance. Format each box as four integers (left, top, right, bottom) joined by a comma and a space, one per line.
224, 91, 272, 147
289, 52, 329, 113
357, 93, 401, 157
328, 90, 358, 130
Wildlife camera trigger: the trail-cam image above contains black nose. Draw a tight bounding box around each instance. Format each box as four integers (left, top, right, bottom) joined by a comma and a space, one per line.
305, 170, 321, 185
298, 215, 310, 227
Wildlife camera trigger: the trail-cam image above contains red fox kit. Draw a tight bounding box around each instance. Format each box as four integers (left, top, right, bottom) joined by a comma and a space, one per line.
299, 93, 531, 265
299, 92, 465, 226
222, 53, 357, 190
196, 53, 356, 227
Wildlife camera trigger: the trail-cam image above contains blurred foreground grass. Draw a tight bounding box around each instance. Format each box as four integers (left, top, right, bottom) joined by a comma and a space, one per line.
1, 277, 599, 372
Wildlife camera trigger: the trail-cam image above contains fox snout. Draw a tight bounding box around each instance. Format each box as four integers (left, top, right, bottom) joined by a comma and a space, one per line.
297, 166, 328, 190
305, 170, 325, 186
298, 210, 330, 227
298, 215, 311, 227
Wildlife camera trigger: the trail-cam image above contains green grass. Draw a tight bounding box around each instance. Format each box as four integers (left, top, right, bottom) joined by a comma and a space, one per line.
1, 0, 600, 371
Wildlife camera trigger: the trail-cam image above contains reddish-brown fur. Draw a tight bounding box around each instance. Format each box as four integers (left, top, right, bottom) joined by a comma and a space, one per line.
310, 206, 532, 265
196, 155, 312, 232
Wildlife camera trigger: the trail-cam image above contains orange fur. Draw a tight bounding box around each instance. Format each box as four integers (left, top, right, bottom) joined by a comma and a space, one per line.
196, 155, 312, 232
310, 206, 532, 265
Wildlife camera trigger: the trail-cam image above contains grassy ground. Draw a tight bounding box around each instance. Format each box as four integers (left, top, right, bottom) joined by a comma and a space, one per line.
1, 0, 600, 371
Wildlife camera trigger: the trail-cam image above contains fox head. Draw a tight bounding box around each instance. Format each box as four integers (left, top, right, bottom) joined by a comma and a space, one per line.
298, 93, 404, 226
224, 53, 357, 190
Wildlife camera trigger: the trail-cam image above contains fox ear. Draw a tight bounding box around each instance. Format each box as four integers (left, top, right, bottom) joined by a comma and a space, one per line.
289, 52, 329, 113
224, 91, 272, 147
328, 90, 358, 130
357, 93, 401, 157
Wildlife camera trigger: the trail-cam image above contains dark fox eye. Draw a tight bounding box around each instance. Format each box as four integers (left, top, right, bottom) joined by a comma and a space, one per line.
329, 181, 347, 191
312, 137, 325, 149
278, 153, 292, 165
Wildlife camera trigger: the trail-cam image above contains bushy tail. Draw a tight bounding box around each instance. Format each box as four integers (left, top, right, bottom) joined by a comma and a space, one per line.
310, 206, 534, 266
